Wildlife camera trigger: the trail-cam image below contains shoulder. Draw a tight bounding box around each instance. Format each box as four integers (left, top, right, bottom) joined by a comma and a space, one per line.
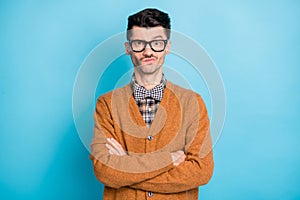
166, 81, 202, 99
96, 84, 132, 105
166, 81, 206, 109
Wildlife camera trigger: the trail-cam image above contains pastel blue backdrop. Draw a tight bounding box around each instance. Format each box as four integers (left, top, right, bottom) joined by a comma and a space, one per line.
1, 1, 299, 199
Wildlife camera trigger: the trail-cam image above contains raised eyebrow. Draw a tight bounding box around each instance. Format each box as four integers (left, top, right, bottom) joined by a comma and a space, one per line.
152, 35, 164, 40
130, 36, 164, 41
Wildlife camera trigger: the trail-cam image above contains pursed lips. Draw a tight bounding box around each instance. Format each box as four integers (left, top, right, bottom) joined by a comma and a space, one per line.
142, 58, 156, 63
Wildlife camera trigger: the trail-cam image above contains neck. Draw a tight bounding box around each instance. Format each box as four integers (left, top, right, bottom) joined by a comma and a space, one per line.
134, 70, 162, 90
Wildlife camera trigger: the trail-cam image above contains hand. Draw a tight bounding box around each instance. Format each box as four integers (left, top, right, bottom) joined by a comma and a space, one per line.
170, 150, 186, 166
105, 138, 126, 156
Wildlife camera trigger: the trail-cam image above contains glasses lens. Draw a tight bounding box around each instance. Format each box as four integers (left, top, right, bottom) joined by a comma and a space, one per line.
150, 40, 166, 51
131, 40, 145, 52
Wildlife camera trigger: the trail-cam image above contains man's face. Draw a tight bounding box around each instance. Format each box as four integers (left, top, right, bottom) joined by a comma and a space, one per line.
125, 26, 170, 75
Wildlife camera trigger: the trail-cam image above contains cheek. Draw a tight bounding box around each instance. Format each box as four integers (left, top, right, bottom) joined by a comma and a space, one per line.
130, 53, 141, 64
157, 53, 167, 62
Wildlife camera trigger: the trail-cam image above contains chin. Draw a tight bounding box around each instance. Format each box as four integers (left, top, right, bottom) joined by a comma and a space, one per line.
136, 62, 162, 74
140, 69, 156, 74
139, 68, 157, 75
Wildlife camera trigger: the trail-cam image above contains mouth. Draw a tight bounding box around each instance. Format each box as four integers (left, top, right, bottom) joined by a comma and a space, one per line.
142, 58, 156, 63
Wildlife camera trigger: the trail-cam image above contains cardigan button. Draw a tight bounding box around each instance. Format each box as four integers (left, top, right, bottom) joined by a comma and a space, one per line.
147, 135, 153, 141
148, 191, 153, 197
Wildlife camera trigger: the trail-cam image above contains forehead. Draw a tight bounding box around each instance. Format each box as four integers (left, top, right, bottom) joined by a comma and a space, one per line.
129, 26, 167, 40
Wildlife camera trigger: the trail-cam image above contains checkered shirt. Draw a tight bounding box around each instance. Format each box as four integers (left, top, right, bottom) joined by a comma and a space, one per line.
131, 74, 166, 127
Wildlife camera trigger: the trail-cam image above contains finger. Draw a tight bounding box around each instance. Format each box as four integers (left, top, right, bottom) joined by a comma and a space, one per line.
180, 153, 186, 160
171, 151, 182, 162
106, 143, 120, 155
174, 151, 186, 165
110, 139, 125, 156
175, 151, 184, 160
179, 153, 186, 162
108, 138, 126, 156
106, 144, 118, 155
109, 149, 115, 155
172, 156, 181, 166
109, 138, 124, 151
174, 158, 185, 166
174, 151, 183, 160
107, 138, 125, 156
170, 152, 178, 163
178, 151, 185, 159
173, 158, 179, 166
179, 156, 185, 164
107, 138, 121, 152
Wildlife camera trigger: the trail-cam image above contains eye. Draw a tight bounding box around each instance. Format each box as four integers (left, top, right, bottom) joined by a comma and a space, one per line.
152, 40, 163, 46
132, 40, 144, 46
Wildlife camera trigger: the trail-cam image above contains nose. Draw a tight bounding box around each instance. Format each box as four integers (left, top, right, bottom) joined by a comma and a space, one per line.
143, 43, 153, 56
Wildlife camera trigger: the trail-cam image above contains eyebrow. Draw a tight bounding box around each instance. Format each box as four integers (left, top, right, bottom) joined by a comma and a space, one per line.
130, 35, 165, 41
152, 35, 163, 39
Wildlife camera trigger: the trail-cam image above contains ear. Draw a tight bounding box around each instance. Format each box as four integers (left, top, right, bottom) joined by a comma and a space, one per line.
165, 40, 171, 54
124, 42, 131, 55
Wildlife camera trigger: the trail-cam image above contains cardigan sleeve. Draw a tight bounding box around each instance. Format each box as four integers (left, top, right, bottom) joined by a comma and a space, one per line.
90, 95, 174, 189
129, 94, 214, 193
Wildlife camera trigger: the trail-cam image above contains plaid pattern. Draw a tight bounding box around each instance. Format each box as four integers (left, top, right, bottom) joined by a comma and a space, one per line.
133, 84, 163, 101
136, 99, 159, 126
131, 74, 166, 126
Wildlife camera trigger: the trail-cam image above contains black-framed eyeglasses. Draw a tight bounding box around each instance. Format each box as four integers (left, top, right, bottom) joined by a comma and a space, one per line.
128, 40, 168, 52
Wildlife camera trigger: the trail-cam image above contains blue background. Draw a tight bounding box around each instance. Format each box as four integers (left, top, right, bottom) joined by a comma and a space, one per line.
1, 0, 299, 199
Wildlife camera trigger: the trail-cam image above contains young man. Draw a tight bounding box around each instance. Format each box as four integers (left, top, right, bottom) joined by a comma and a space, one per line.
90, 8, 214, 199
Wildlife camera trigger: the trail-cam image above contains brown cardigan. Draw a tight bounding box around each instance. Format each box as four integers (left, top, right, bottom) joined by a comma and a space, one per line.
90, 81, 214, 200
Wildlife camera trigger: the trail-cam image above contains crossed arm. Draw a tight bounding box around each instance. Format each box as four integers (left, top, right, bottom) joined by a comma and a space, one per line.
90, 94, 214, 193
105, 137, 186, 166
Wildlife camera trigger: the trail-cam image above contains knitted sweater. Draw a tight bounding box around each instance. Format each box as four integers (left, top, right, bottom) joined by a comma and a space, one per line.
90, 81, 214, 200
